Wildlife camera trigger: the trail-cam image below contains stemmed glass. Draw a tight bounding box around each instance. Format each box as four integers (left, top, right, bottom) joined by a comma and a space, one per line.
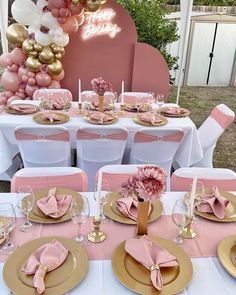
147, 92, 155, 110
94, 180, 110, 223
17, 185, 35, 232
70, 196, 90, 244
135, 96, 143, 114
0, 203, 17, 255
156, 93, 165, 113
172, 199, 190, 245
109, 92, 118, 111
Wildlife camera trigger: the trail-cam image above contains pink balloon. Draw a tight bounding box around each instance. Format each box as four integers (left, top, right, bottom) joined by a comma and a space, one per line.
52, 69, 65, 81
28, 77, 36, 86
0, 53, 12, 68
11, 64, 19, 72
19, 92, 26, 99
1, 71, 21, 92
57, 17, 66, 24
35, 72, 52, 87
68, 2, 84, 16
48, 80, 61, 89
22, 75, 29, 82
60, 16, 78, 34
25, 84, 39, 97
10, 48, 26, 65
0, 95, 8, 105
5, 91, 14, 98
59, 8, 71, 18
51, 8, 59, 17
18, 66, 29, 79
48, 0, 67, 9
27, 72, 36, 78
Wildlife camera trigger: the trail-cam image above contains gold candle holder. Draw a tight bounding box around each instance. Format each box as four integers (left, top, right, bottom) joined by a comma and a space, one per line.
78, 102, 82, 114
180, 216, 197, 239
88, 218, 106, 243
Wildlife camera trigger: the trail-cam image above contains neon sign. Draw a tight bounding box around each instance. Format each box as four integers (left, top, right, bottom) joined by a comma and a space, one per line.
82, 9, 121, 40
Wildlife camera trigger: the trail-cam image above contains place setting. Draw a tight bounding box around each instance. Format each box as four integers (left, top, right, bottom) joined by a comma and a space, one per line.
159, 107, 190, 118
134, 112, 168, 127
33, 111, 70, 125
5, 103, 39, 115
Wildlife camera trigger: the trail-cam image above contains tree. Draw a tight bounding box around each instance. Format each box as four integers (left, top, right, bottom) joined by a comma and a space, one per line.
116, 0, 179, 71
168, 0, 236, 5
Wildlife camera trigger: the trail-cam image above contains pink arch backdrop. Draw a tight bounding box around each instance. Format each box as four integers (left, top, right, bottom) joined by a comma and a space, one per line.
61, 0, 170, 99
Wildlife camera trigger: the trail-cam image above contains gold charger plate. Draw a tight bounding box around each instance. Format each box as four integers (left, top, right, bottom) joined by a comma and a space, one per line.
104, 192, 163, 224
3, 236, 88, 295
217, 235, 236, 278
194, 189, 236, 222
134, 114, 168, 127
122, 103, 151, 113
5, 104, 39, 115
33, 112, 70, 125
112, 235, 193, 295
160, 107, 190, 118
27, 187, 82, 224
84, 113, 118, 125
41, 101, 71, 110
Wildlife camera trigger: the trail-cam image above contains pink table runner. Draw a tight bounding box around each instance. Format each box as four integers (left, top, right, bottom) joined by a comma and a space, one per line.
1, 215, 235, 262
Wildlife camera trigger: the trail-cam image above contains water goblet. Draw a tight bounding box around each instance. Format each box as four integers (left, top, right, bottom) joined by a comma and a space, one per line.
172, 199, 190, 245
189, 181, 205, 223
70, 196, 90, 244
0, 202, 17, 255
135, 96, 143, 114
17, 185, 35, 232
156, 93, 165, 113
94, 180, 110, 223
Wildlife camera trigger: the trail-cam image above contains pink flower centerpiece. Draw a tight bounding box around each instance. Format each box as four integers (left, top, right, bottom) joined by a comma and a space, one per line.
120, 165, 166, 201
91, 77, 113, 96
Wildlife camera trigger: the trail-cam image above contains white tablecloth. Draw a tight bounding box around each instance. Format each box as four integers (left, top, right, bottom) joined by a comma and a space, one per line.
0, 192, 235, 295
0, 102, 203, 174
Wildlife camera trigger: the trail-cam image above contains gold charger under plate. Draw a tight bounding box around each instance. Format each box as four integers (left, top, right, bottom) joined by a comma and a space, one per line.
3, 236, 88, 295
160, 107, 190, 118
5, 104, 39, 115
122, 103, 152, 113
112, 235, 193, 295
33, 112, 70, 125
217, 235, 236, 278
26, 187, 82, 224
134, 114, 168, 127
41, 101, 71, 110
104, 192, 163, 224
84, 113, 118, 125
194, 189, 236, 222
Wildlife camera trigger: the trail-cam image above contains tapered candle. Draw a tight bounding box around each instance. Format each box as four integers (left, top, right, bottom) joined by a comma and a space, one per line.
121, 80, 124, 104
189, 176, 197, 217
78, 79, 81, 103
95, 171, 103, 221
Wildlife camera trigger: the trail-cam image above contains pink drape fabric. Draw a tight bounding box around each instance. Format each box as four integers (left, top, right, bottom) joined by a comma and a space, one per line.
210, 107, 235, 129
125, 235, 178, 291
134, 131, 184, 143
14, 130, 70, 141
170, 175, 236, 191
77, 130, 128, 140
37, 187, 72, 218
11, 173, 88, 192
22, 240, 68, 294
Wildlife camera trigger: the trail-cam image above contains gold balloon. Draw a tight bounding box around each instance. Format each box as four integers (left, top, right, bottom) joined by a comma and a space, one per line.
55, 53, 62, 60
26, 56, 42, 72
48, 60, 63, 75
84, 0, 101, 13
50, 43, 57, 49
39, 47, 54, 64
22, 39, 34, 55
101, 0, 107, 3
29, 39, 36, 45
60, 48, 65, 56
6, 23, 28, 47
34, 43, 43, 52
72, 0, 80, 3
29, 51, 38, 57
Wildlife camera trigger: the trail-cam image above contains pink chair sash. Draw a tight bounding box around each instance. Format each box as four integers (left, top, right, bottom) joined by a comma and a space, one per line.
15, 131, 70, 141
95, 172, 135, 191
171, 174, 236, 191
11, 172, 88, 192
134, 131, 184, 143
210, 107, 235, 129
77, 130, 128, 140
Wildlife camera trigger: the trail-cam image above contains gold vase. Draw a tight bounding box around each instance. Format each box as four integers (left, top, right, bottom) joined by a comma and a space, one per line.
136, 200, 150, 236
98, 95, 104, 112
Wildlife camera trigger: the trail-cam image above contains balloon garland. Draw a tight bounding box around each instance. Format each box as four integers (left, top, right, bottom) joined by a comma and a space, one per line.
0, 0, 107, 105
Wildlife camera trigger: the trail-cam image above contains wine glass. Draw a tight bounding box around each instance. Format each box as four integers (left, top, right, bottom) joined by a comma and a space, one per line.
156, 93, 165, 113
0, 202, 17, 255
172, 199, 190, 245
17, 185, 35, 232
94, 180, 110, 223
135, 96, 143, 114
109, 92, 118, 111
70, 196, 90, 244
147, 92, 155, 109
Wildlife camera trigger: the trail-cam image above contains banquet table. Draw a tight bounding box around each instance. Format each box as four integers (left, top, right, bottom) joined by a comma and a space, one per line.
0, 101, 203, 175
0, 191, 235, 295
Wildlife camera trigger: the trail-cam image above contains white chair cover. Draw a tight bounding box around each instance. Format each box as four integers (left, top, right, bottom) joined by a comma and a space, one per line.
81, 91, 115, 103
192, 104, 235, 168
14, 125, 71, 168
76, 127, 128, 190
119, 92, 154, 104
33, 89, 73, 101
129, 128, 184, 190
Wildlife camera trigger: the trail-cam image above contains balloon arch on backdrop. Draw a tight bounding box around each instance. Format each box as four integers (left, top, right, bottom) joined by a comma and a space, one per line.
0, 0, 107, 105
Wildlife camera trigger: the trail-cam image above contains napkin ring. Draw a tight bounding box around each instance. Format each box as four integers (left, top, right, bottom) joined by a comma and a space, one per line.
150, 264, 159, 272
39, 264, 48, 273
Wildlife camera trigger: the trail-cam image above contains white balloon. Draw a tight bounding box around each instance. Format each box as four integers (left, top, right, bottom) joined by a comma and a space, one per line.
42, 12, 58, 29
53, 34, 69, 47
11, 0, 38, 25
35, 31, 51, 46
37, 0, 48, 12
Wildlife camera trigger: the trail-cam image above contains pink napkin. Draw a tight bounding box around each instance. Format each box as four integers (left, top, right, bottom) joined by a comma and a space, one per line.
139, 112, 163, 125
42, 112, 61, 123
37, 187, 72, 218
52, 99, 64, 110
197, 187, 229, 219
162, 108, 184, 115
22, 240, 68, 294
90, 112, 113, 123
116, 197, 139, 221
11, 104, 36, 113
125, 235, 178, 291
